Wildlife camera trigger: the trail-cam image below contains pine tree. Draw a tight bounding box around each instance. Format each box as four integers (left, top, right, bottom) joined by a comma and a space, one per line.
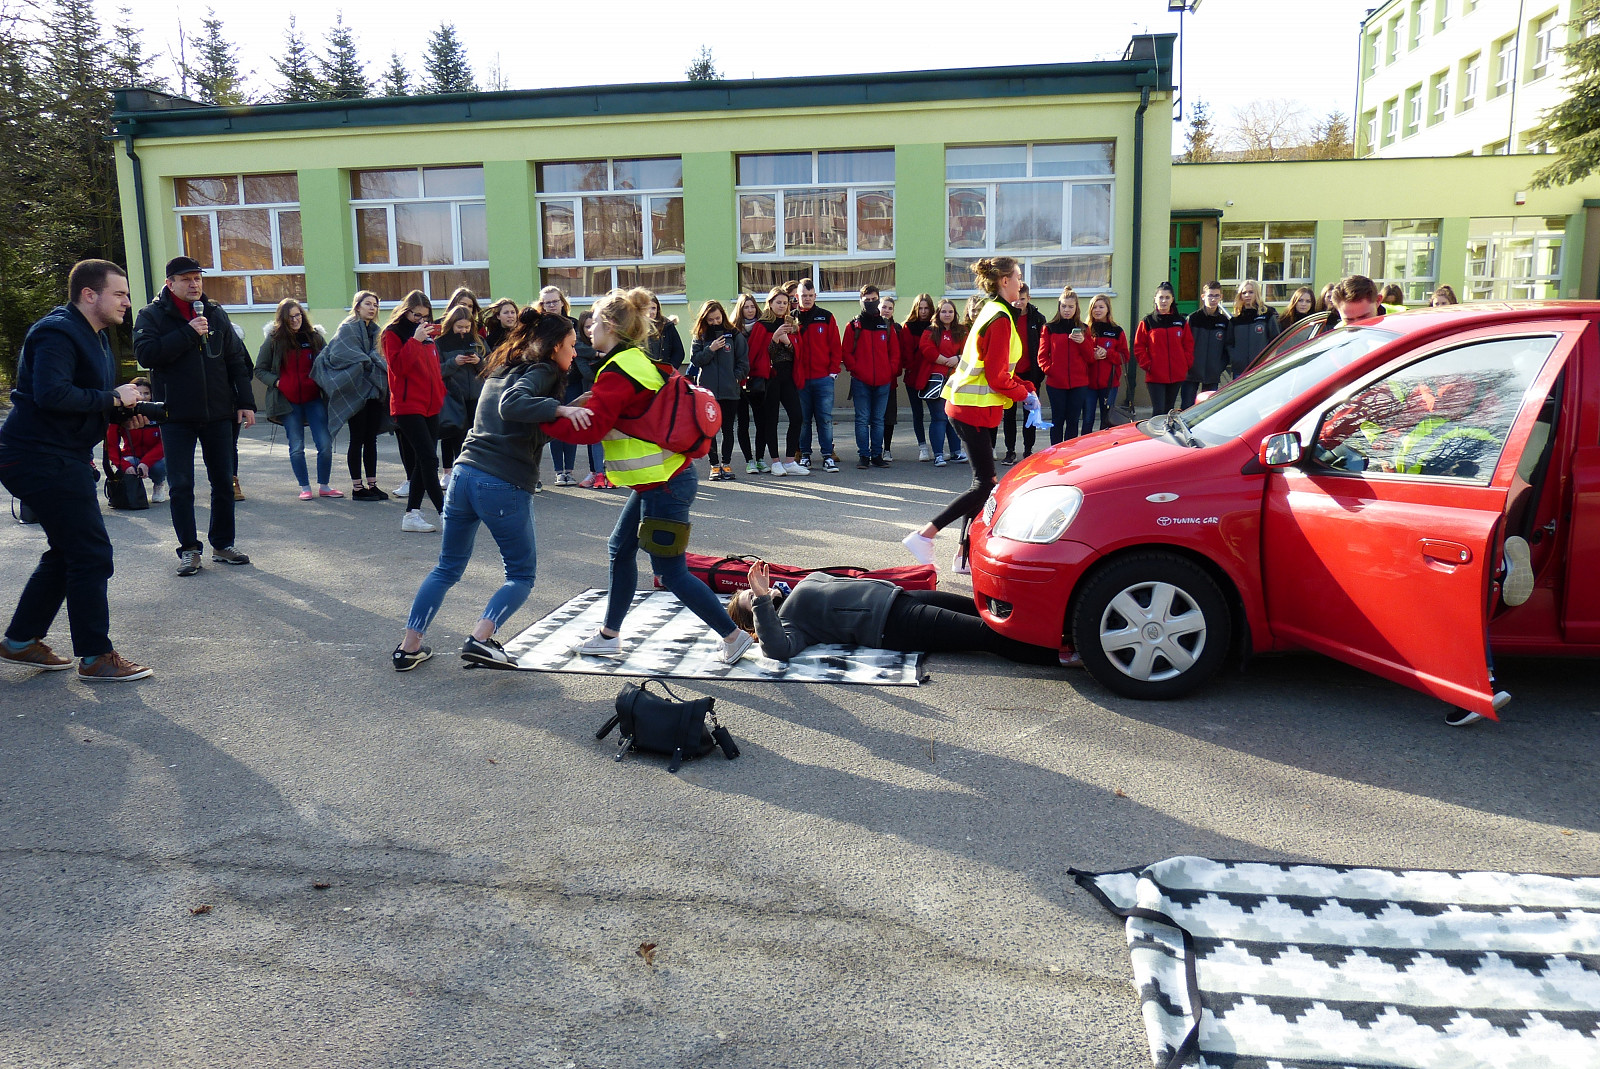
186, 7, 248, 105
1182, 98, 1216, 162
1306, 111, 1354, 159
419, 23, 476, 95
272, 16, 325, 103
109, 6, 168, 91
317, 12, 370, 100
379, 51, 410, 97
1531, 0, 1600, 188
686, 45, 721, 82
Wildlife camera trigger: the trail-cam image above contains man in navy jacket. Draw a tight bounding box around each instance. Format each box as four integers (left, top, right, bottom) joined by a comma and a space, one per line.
0, 260, 152, 681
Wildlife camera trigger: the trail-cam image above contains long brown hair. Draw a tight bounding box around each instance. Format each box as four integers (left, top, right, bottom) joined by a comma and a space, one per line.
1087, 293, 1120, 331
384, 289, 432, 332
438, 303, 480, 343
482, 307, 577, 378
271, 298, 312, 345
693, 300, 732, 340
1048, 286, 1083, 327
931, 298, 965, 342
904, 292, 935, 329
1279, 286, 1317, 329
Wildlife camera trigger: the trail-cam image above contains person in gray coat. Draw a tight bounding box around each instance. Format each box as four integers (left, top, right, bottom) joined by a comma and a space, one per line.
727, 563, 1059, 665
689, 300, 750, 481
313, 291, 390, 500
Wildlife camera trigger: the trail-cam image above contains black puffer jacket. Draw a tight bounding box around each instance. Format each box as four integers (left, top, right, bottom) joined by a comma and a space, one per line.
648, 316, 686, 368
133, 286, 255, 423
1186, 309, 1229, 384
1222, 307, 1280, 378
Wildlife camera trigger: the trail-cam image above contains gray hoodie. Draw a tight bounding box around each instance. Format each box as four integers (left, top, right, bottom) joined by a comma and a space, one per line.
750, 573, 903, 660
453, 361, 564, 493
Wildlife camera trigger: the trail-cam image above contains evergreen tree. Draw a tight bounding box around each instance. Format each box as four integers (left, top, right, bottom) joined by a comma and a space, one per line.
186, 7, 248, 105
317, 13, 370, 100
1306, 111, 1354, 160
109, 5, 168, 91
272, 16, 325, 103
379, 51, 410, 97
686, 45, 721, 82
1182, 98, 1215, 162
1531, 0, 1600, 188
420, 23, 476, 95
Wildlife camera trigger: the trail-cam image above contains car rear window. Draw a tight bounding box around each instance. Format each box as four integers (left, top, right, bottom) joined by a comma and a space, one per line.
1184, 326, 1398, 445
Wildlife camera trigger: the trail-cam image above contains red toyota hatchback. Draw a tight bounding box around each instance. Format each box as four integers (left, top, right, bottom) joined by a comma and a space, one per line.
969, 303, 1599, 721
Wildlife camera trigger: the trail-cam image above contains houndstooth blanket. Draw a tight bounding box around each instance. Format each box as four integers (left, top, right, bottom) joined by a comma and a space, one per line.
1073, 856, 1600, 1069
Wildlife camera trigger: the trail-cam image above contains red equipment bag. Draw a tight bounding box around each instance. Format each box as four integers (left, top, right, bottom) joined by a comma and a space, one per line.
614, 362, 722, 460
657, 554, 938, 593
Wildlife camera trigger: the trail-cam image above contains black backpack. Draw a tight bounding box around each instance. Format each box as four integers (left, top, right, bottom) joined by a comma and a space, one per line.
597, 679, 739, 773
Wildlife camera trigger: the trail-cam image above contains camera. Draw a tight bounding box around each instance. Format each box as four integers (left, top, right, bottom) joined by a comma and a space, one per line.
112, 401, 168, 424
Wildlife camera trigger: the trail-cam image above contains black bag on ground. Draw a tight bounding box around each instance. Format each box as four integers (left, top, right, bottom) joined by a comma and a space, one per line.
596, 679, 739, 773
104, 471, 149, 511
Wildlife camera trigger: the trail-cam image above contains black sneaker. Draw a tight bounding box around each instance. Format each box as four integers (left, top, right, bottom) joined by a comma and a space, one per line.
393, 645, 432, 672
857, 457, 870, 469
176, 549, 202, 577
461, 635, 515, 669
870, 456, 888, 468
1002, 451, 1018, 464
212, 546, 251, 566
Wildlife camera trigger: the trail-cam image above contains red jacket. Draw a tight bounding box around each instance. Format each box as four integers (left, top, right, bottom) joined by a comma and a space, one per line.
791, 307, 841, 385
918, 327, 963, 387
1087, 324, 1129, 390
104, 422, 164, 472
745, 321, 778, 381
1134, 314, 1195, 385
541, 357, 688, 489
1036, 320, 1095, 389
841, 317, 901, 388
945, 313, 1034, 430
900, 323, 932, 388
382, 325, 446, 417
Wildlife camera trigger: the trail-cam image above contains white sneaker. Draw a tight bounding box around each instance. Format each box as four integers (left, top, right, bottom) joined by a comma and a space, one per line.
951, 547, 971, 576
401, 509, 436, 533
151, 481, 169, 503
954, 451, 968, 463
1502, 535, 1533, 606
785, 461, 811, 476
393, 480, 411, 499
901, 530, 936, 565
773, 462, 789, 477
441, 469, 453, 493
881, 451, 893, 463
933, 455, 948, 468
574, 632, 622, 659
918, 443, 932, 462
718, 630, 754, 665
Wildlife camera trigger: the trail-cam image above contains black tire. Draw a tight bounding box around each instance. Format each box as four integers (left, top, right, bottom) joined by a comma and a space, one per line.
1071, 552, 1232, 701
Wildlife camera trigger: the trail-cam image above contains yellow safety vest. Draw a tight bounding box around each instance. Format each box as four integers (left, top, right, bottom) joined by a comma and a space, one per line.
941, 299, 1022, 409
597, 346, 685, 487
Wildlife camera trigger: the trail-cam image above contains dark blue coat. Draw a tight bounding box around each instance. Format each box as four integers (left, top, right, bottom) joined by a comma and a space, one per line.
0, 303, 118, 462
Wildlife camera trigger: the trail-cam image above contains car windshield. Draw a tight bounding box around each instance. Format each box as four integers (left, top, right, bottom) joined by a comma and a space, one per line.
1181, 325, 1398, 446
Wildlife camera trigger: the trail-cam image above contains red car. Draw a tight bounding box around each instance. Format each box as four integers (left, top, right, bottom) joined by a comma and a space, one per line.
969, 302, 1599, 722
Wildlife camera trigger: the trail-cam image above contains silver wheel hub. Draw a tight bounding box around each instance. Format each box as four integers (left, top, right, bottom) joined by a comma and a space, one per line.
1098, 580, 1208, 683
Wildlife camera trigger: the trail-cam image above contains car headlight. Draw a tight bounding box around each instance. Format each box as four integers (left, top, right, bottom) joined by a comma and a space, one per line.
992, 485, 1083, 544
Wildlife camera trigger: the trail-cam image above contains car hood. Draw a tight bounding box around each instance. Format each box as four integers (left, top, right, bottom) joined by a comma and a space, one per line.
998, 423, 1230, 502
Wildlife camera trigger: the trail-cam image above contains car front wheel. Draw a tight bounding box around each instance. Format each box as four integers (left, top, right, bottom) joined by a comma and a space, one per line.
1071, 552, 1232, 701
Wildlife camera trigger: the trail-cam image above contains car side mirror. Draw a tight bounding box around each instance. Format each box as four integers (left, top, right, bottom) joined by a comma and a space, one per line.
1258, 432, 1302, 468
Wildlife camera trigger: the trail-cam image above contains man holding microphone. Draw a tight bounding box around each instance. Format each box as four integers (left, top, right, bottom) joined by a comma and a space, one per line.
133, 257, 256, 577
0, 260, 152, 680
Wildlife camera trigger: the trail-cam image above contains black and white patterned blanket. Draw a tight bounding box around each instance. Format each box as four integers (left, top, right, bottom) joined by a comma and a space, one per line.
1073, 856, 1600, 1069
499, 588, 926, 685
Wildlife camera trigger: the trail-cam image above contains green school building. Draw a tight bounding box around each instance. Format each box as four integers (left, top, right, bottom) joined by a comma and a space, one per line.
111, 31, 1600, 355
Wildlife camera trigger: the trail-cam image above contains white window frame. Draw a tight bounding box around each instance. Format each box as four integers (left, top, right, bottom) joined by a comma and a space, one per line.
173, 173, 304, 311
1460, 55, 1480, 110
1383, 99, 1400, 144
734, 150, 896, 299
1410, 0, 1427, 48
535, 157, 686, 303
1217, 222, 1316, 305
1494, 35, 1516, 94
1343, 219, 1442, 304
1466, 217, 1565, 300
1529, 11, 1559, 81
1364, 32, 1381, 77
942, 141, 1115, 297
1363, 110, 1379, 153
1432, 72, 1451, 120
1436, 0, 1451, 32
1387, 16, 1403, 62
1405, 86, 1424, 135
350, 166, 488, 306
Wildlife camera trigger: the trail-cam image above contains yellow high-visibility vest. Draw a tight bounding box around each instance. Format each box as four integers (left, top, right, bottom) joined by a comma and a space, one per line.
597, 346, 684, 487
941, 299, 1022, 409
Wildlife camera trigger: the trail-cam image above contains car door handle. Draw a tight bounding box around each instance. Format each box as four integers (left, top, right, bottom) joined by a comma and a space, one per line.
1420, 539, 1473, 565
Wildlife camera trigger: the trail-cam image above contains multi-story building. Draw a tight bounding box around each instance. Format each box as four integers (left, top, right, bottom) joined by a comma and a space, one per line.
1357, 0, 1593, 158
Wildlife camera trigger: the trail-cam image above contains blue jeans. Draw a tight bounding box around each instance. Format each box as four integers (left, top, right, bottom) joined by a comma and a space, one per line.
282, 397, 333, 487
903, 382, 927, 444
796, 376, 835, 459
159, 418, 236, 553
924, 396, 949, 456
850, 380, 890, 460
1050, 385, 1094, 441
405, 463, 536, 636
604, 464, 735, 637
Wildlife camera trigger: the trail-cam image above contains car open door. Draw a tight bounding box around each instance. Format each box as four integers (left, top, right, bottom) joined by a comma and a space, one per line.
1260, 324, 1584, 718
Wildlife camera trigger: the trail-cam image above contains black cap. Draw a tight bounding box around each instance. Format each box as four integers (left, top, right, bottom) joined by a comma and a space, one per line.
165, 256, 204, 278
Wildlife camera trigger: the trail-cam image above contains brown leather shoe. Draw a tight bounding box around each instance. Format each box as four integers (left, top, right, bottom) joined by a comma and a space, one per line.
77, 650, 153, 682
233, 477, 245, 501
0, 639, 73, 671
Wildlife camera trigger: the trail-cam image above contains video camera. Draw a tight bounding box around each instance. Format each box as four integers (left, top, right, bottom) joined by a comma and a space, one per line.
111, 401, 168, 424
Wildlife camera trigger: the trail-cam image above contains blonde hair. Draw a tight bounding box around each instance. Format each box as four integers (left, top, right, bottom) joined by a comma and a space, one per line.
1232, 280, 1268, 317
590, 287, 656, 348
537, 285, 571, 316
762, 287, 792, 319
1088, 293, 1119, 329
970, 256, 1019, 296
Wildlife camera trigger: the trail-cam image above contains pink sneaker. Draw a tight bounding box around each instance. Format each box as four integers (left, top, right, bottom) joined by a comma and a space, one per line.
298, 489, 315, 501
579, 473, 599, 489
318, 487, 344, 498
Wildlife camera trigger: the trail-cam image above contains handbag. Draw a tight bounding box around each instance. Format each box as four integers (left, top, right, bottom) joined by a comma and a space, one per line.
104, 470, 149, 511
596, 679, 739, 773
919, 373, 946, 400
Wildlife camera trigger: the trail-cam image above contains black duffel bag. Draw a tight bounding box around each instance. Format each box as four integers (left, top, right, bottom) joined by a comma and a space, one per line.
105, 470, 149, 511
597, 679, 739, 773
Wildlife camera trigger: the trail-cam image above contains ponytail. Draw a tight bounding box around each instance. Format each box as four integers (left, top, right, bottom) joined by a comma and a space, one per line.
970, 256, 1019, 297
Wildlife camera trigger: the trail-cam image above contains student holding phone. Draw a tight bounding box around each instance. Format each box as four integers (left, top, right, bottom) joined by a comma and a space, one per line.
382, 290, 447, 533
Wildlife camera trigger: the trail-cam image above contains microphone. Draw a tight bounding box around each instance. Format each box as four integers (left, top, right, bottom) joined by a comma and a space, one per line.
192, 300, 205, 318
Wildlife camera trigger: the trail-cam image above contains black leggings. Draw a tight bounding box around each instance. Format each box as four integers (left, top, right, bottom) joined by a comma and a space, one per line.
346, 399, 383, 481
736, 390, 758, 462
881, 589, 1058, 664
440, 429, 466, 469
394, 413, 443, 513
1003, 372, 1044, 453
930, 419, 998, 543
883, 380, 898, 451
759, 371, 802, 460
715, 399, 738, 464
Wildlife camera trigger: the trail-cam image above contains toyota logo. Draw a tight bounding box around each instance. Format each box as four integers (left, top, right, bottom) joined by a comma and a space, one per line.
1156, 516, 1172, 526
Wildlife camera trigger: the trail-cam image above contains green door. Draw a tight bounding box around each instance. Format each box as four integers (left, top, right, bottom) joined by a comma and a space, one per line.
1169, 221, 1202, 315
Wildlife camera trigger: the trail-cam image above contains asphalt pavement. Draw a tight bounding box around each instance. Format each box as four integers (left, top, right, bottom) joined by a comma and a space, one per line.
2, 425, 1597, 1069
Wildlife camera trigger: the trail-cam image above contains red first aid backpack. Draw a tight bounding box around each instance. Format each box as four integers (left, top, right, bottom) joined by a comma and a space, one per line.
614, 362, 722, 460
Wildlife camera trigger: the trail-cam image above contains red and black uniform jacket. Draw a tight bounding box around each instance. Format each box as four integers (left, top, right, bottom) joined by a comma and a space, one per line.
918, 326, 963, 386
1036, 320, 1095, 389
841, 314, 901, 388
104, 421, 164, 473
540, 353, 688, 490
790, 306, 841, 385
900, 321, 931, 388
1134, 313, 1195, 385
382, 322, 446, 418
1087, 324, 1129, 391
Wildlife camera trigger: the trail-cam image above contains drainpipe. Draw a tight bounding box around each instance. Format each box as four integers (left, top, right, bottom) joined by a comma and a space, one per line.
1507, 0, 1528, 152
1132, 84, 1151, 318
119, 127, 154, 304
